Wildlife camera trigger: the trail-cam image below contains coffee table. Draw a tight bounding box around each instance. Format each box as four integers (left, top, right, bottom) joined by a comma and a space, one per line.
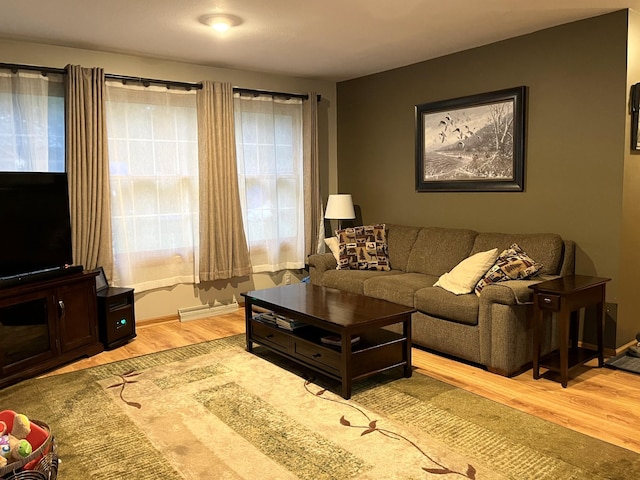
242, 283, 415, 399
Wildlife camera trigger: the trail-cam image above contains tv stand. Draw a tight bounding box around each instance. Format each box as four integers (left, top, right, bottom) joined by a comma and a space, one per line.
0, 271, 103, 389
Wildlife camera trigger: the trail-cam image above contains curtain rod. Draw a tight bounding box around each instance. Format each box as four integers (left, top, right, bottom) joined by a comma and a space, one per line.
0, 63, 318, 100
0, 63, 65, 75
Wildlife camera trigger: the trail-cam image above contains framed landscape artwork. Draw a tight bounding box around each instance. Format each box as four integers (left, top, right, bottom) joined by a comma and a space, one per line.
631, 82, 640, 151
415, 86, 526, 192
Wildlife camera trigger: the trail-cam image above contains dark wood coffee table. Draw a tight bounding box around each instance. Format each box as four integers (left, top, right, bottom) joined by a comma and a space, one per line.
242, 283, 415, 399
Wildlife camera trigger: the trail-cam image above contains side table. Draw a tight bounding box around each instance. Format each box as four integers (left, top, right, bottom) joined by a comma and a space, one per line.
530, 275, 611, 388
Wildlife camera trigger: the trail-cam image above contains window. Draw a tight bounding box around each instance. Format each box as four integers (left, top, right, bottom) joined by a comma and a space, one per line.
105, 82, 199, 291
234, 95, 305, 272
0, 70, 65, 172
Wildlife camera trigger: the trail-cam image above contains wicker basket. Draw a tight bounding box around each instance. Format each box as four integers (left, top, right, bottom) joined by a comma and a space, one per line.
0, 420, 57, 480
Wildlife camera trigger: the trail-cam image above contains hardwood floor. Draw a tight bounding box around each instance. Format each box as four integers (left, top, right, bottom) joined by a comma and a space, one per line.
46, 309, 640, 455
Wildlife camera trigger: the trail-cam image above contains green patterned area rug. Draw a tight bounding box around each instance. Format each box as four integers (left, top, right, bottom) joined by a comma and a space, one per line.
1, 335, 639, 479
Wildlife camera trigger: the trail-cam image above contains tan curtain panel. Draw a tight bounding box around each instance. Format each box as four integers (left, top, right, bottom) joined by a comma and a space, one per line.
303, 93, 323, 256
65, 65, 113, 276
197, 81, 252, 281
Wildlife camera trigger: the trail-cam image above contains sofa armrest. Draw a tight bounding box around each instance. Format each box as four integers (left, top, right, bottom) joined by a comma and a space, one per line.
480, 275, 561, 305
558, 240, 575, 276
307, 253, 337, 285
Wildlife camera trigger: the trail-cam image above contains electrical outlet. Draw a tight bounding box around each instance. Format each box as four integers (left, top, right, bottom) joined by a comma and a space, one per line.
283, 272, 291, 285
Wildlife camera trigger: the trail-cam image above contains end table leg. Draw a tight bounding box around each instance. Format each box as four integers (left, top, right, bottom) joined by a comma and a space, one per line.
533, 310, 542, 380
559, 311, 569, 388
596, 296, 605, 368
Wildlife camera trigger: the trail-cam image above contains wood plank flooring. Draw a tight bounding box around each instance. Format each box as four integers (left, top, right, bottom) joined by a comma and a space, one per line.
45, 309, 640, 455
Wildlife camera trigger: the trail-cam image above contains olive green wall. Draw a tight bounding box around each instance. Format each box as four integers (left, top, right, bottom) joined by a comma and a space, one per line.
337, 11, 635, 346
619, 9, 640, 346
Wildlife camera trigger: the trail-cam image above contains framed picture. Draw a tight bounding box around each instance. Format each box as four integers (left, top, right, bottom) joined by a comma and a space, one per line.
631, 83, 640, 151
415, 86, 526, 192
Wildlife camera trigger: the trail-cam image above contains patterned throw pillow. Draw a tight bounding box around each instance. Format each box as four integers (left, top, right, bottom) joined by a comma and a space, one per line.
336, 224, 390, 271
474, 243, 542, 295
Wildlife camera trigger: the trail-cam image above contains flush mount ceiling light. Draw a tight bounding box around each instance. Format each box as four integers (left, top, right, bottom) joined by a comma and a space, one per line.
200, 13, 242, 32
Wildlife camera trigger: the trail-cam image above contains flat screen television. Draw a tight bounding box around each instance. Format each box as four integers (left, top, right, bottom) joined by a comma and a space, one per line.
0, 171, 79, 286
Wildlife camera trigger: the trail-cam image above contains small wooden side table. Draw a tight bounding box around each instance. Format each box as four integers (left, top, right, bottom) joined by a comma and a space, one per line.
530, 275, 611, 388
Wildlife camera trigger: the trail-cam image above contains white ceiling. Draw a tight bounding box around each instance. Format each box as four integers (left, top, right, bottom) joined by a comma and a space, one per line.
1, 0, 639, 82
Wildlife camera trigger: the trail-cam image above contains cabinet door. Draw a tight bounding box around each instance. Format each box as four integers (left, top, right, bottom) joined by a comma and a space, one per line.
0, 290, 57, 376
56, 278, 99, 353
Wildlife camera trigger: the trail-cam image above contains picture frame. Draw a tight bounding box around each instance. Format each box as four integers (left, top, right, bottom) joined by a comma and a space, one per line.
631, 82, 640, 151
415, 86, 526, 192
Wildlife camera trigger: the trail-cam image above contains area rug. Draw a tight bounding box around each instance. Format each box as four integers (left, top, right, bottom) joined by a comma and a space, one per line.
1, 335, 639, 480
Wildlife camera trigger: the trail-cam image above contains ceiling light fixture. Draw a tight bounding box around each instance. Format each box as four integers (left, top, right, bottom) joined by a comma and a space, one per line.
200, 14, 242, 32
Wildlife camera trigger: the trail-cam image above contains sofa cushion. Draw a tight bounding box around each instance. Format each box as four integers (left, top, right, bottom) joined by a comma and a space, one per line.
364, 273, 438, 308
336, 224, 390, 271
406, 227, 478, 276
414, 286, 479, 326
434, 248, 498, 295
321, 269, 401, 295
385, 224, 422, 272
470, 232, 564, 275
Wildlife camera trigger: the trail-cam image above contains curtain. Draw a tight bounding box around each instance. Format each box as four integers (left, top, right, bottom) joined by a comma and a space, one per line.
303, 93, 323, 256
234, 94, 305, 272
0, 69, 65, 172
65, 65, 113, 274
196, 81, 252, 281
105, 81, 198, 291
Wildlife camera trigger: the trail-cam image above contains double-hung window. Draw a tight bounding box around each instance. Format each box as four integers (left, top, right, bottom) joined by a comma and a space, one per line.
234, 95, 305, 272
105, 83, 199, 291
0, 70, 65, 172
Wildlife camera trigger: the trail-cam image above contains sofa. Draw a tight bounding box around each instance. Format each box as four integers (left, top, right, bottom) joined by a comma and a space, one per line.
307, 224, 575, 376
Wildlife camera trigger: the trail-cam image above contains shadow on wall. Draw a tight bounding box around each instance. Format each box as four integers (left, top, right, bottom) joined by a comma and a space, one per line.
325, 204, 363, 236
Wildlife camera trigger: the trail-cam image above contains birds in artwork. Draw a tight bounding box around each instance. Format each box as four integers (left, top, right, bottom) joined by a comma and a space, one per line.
436, 113, 480, 144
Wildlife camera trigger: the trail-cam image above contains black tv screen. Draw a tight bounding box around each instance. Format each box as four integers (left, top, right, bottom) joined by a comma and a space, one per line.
0, 172, 74, 280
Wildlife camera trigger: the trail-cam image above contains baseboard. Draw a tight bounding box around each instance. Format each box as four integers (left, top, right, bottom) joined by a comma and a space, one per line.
137, 314, 179, 327
178, 300, 240, 322
137, 302, 245, 326
578, 338, 636, 358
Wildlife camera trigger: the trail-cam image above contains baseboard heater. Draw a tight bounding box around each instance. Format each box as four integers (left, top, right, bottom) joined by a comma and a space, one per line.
178, 299, 239, 322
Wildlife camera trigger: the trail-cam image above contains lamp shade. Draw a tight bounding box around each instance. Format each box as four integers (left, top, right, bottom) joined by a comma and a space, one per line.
325, 194, 355, 220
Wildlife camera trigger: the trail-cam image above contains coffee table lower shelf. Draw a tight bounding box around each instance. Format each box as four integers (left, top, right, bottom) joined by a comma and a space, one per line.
247, 318, 410, 399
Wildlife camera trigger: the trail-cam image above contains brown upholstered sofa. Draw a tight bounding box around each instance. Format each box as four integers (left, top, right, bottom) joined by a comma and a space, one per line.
307, 224, 575, 376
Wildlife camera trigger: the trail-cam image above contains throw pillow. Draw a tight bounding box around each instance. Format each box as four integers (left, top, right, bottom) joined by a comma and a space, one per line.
336, 224, 390, 271
324, 237, 340, 262
433, 248, 498, 295
475, 243, 543, 295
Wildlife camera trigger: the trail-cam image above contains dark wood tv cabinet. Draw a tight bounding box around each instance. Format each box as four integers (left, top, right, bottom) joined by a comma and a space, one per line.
242, 284, 415, 399
0, 271, 103, 389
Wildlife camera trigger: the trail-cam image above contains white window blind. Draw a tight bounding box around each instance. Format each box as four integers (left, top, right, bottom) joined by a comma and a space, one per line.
0, 70, 65, 172
234, 94, 305, 272
105, 82, 199, 291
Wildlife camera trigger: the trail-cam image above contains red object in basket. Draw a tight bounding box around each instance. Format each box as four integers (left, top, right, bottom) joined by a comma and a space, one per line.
0, 410, 50, 470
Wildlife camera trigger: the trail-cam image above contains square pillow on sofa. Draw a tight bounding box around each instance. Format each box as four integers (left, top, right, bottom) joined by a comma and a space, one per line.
434, 248, 498, 295
475, 243, 542, 295
336, 224, 390, 271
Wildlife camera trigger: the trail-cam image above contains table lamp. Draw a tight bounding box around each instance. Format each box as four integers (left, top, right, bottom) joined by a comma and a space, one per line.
325, 194, 356, 230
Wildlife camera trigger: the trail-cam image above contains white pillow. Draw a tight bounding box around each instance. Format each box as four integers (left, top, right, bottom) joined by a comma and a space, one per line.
324, 237, 340, 262
434, 248, 499, 295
